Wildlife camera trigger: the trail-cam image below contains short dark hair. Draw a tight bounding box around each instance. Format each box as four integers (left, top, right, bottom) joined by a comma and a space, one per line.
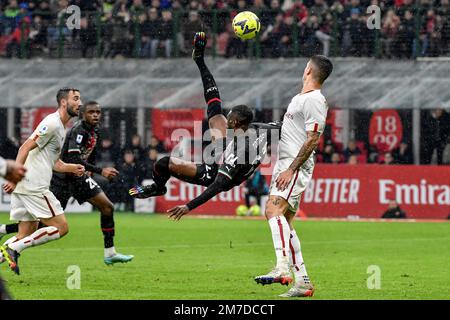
310, 55, 333, 84
56, 87, 80, 106
80, 101, 100, 114
230, 105, 254, 126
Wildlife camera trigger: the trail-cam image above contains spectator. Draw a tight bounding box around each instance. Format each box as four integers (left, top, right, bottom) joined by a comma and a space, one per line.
244, 169, 269, 208
267, 0, 283, 25
144, 147, 159, 179
381, 9, 401, 58
130, 0, 145, 18
127, 134, 146, 163
439, 0, 450, 54
115, 150, 144, 211
181, 11, 202, 54
382, 152, 395, 164
77, 16, 97, 58
343, 140, 361, 161
348, 154, 358, 165
225, 25, 247, 58
29, 15, 49, 56
343, 8, 365, 56
149, 136, 167, 153
421, 108, 450, 164
303, 14, 323, 56
158, 10, 174, 58
397, 10, 415, 58
34, 1, 52, 24
316, 12, 334, 56
321, 140, 335, 163
104, 15, 131, 58
261, 13, 290, 57
97, 136, 120, 168
309, 0, 329, 21
381, 200, 407, 219
331, 152, 341, 164
140, 7, 161, 58
392, 142, 413, 164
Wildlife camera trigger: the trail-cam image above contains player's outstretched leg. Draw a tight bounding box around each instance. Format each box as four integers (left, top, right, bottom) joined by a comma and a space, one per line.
0, 223, 19, 241
0, 217, 66, 275
279, 229, 314, 297
255, 197, 293, 286
88, 193, 134, 265
129, 156, 170, 199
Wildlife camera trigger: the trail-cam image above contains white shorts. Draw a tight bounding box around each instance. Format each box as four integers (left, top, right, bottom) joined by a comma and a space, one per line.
269, 157, 315, 212
10, 191, 64, 222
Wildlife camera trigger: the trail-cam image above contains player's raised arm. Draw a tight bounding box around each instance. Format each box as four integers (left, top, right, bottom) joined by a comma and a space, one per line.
192, 32, 227, 141
167, 173, 231, 221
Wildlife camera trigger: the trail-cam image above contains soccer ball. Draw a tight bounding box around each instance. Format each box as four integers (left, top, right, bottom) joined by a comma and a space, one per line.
249, 205, 261, 216
236, 205, 249, 216
232, 11, 261, 40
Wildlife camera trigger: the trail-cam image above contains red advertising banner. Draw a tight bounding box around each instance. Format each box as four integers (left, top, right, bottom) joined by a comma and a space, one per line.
155, 164, 450, 219
20, 107, 57, 143
152, 108, 205, 151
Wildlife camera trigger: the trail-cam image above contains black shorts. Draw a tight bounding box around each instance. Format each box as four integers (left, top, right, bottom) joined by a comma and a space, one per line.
192, 162, 218, 187
50, 174, 102, 209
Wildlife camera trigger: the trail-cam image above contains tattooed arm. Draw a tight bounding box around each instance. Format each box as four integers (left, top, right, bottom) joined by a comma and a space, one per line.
275, 131, 321, 191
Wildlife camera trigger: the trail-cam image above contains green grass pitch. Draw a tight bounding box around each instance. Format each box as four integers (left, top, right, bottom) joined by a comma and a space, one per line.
1, 212, 450, 300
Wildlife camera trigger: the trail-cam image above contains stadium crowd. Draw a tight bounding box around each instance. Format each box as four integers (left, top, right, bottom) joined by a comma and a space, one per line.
0, 0, 449, 58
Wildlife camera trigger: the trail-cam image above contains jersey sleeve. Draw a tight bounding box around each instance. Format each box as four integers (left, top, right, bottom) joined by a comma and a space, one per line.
185, 174, 229, 211
32, 118, 57, 149
303, 97, 327, 133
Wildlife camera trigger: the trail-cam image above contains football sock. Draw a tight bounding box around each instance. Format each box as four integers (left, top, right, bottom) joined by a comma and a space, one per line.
104, 247, 116, 258
152, 156, 171, 188
194, 56, 223, 121
289, 229, 308, 281
3, 236, 17, 247
101, 214, 115, 252
268, 216, 290, 271
8, 226, 60, 253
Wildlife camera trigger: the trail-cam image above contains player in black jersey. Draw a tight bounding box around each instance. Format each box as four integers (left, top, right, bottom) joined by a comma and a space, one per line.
129, 32, 280, 220
1, 102, 134, 265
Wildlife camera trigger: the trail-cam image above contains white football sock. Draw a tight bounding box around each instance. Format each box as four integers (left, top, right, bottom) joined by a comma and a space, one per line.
0, 224, 5, 234
268, 216, 290, 271
8, 226, 60, 253
289, 229, 308, 281
104, 246, 117, 258
3, 236, 17, 247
